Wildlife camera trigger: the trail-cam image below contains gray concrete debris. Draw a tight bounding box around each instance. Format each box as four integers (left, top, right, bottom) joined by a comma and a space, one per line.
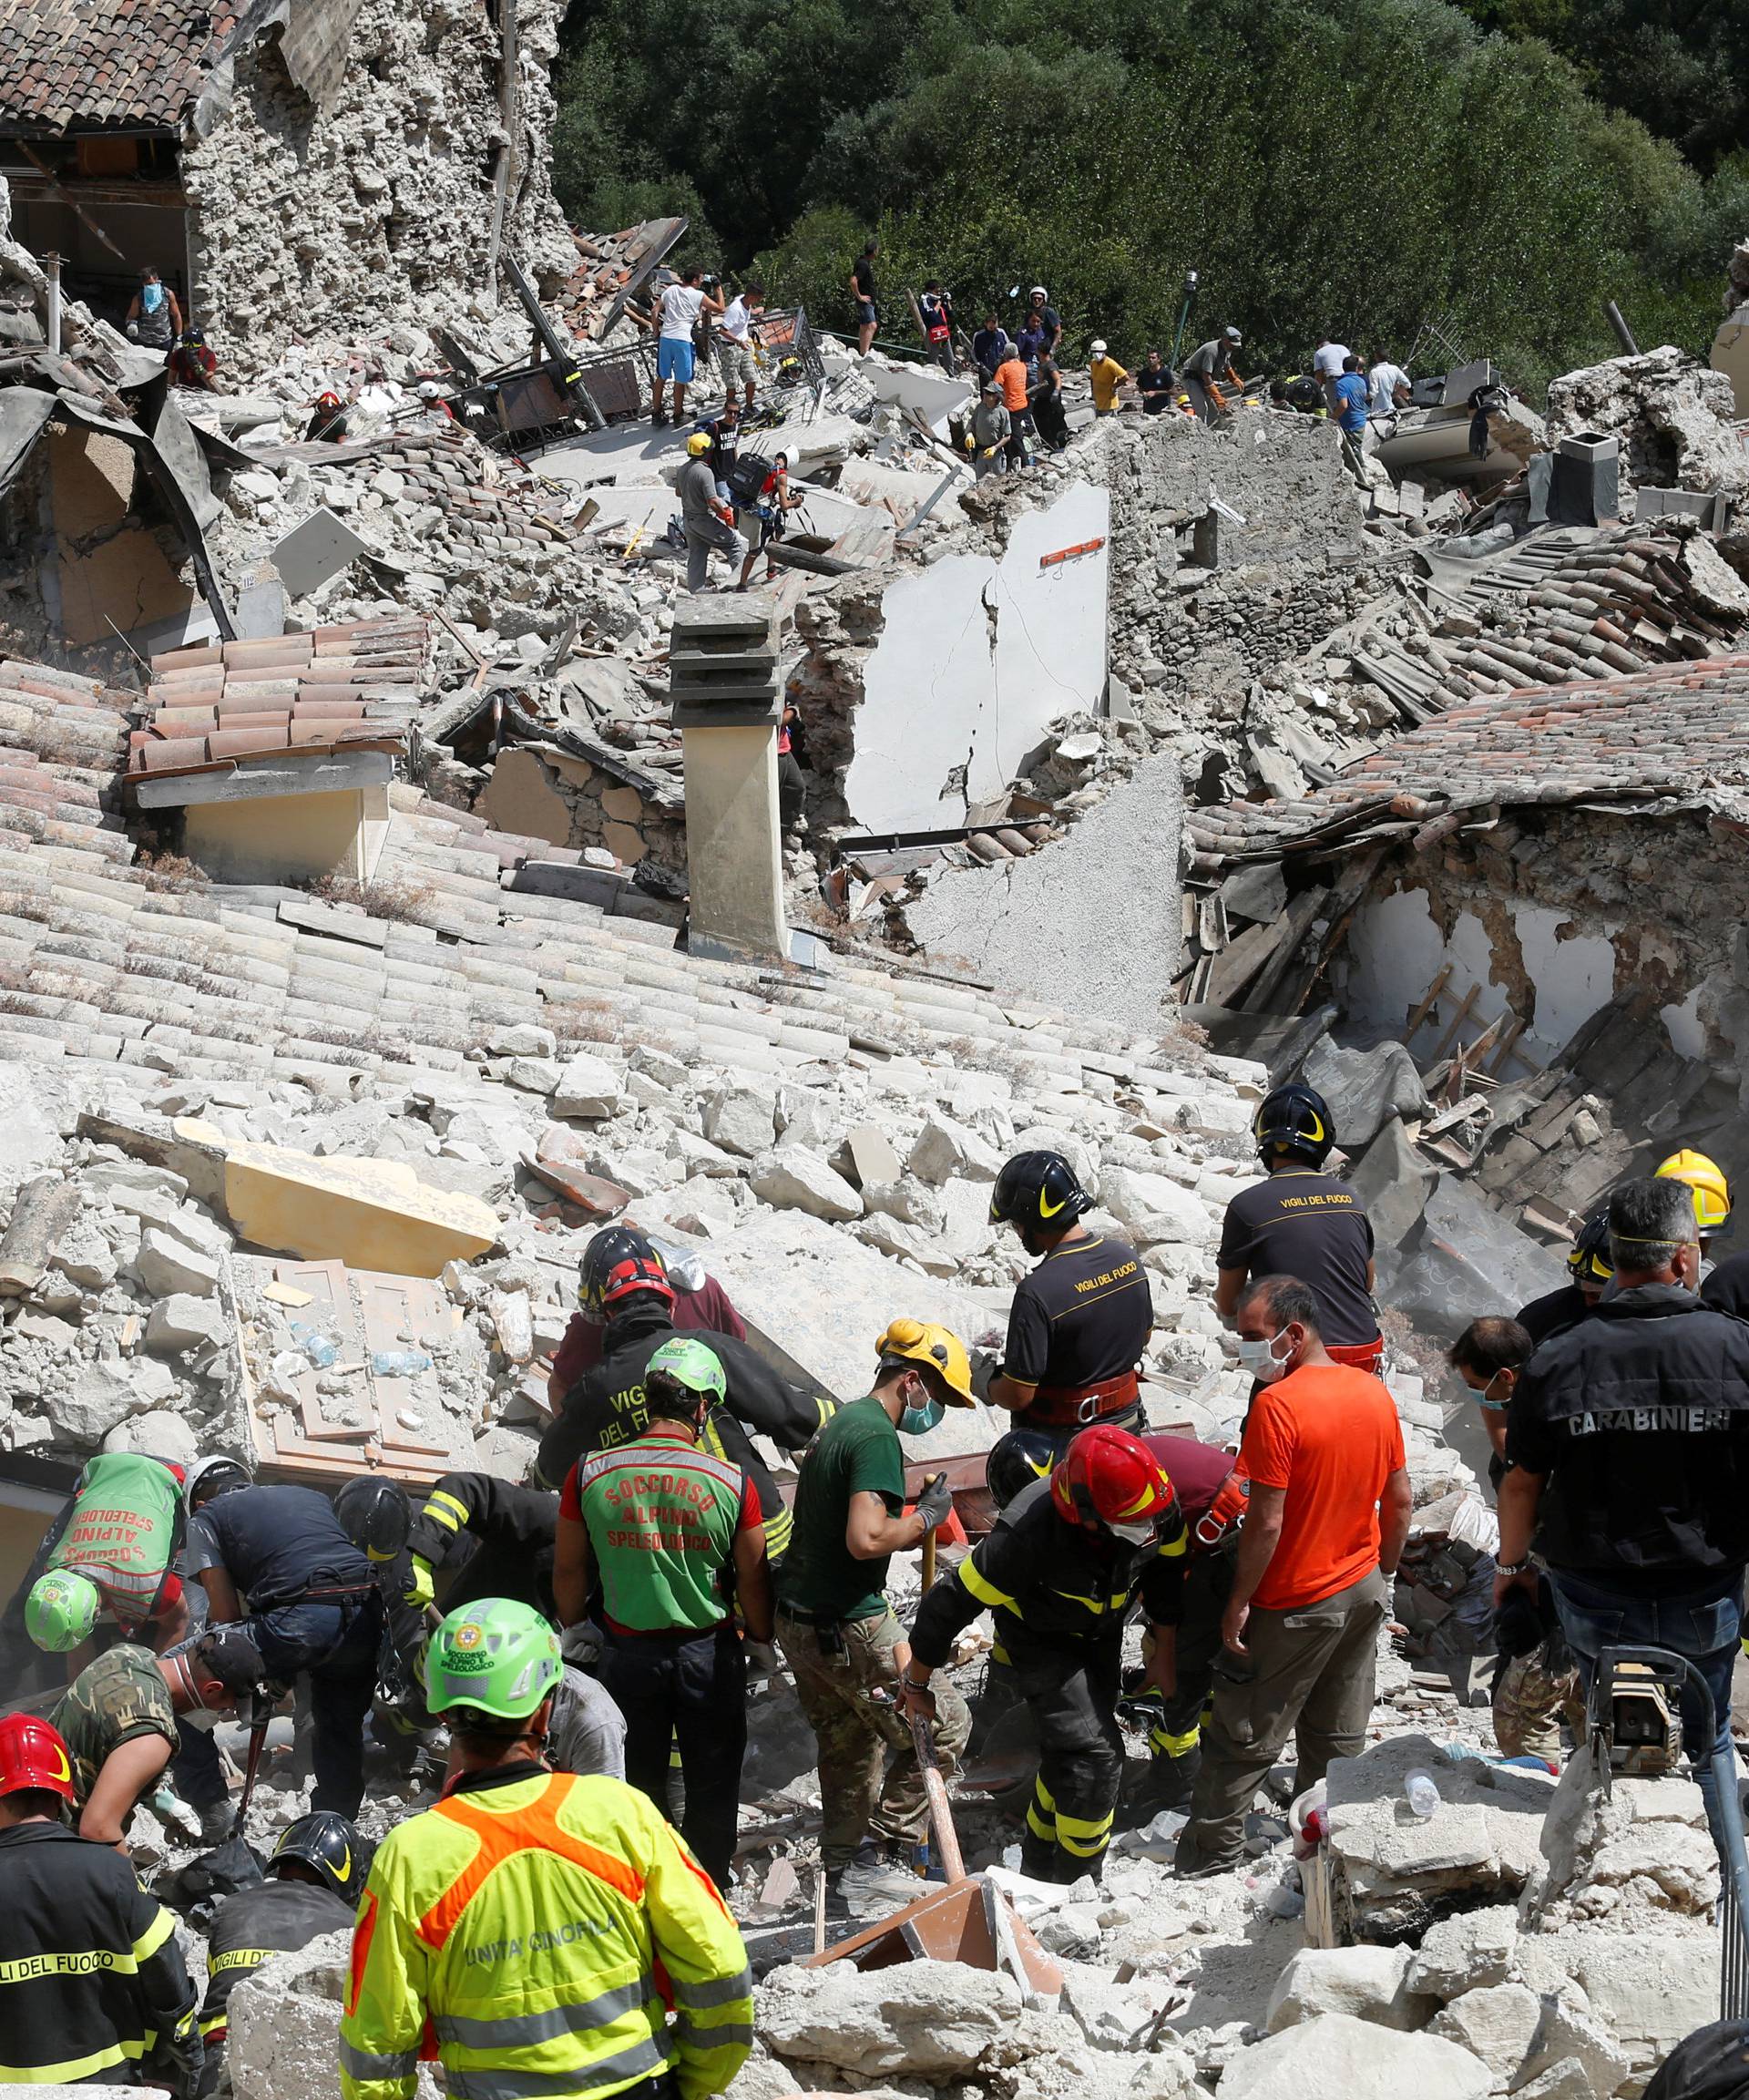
756, 1961, 1022, 2077
227, 1931, 382, 2100
552, 1053, 627, 1120
1218, 2013, 1492, 2100
748, 1147, 864, 1224
1301, 1037, 1433, 1154
1265, 1944, 1435, 2033
1406, 1905, 1521, 1997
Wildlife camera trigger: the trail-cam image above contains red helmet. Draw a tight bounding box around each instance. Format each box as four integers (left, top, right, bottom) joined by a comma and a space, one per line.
0, 1715, 77, 1805
317, 391, 342, 408
1051, 1427, 1179, 1542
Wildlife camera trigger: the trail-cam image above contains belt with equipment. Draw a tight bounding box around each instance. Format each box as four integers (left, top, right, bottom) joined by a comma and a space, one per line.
1025, 1369, 1140, 1427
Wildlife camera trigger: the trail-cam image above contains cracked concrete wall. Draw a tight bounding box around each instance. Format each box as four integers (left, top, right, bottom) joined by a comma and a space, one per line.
904, 751, 1184, 1029
1335, 805, 1749, 1073
186, 0, 576, 364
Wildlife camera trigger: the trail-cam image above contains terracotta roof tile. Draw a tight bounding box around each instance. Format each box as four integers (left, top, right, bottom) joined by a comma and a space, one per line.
0, 0, 241, 129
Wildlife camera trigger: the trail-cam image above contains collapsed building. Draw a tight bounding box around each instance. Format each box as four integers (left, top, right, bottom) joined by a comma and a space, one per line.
2, 0, 1749, 2084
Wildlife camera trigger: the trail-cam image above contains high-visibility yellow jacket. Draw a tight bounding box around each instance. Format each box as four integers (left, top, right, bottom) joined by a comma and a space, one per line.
339, 1767, 752, 2100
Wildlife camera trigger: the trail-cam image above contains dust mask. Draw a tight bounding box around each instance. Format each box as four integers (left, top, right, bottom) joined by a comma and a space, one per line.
1110, 1520, 1158, 1548
1236, 1327, 1291, 1383
141, 282, 165, 314
899, 1388, 945, 1436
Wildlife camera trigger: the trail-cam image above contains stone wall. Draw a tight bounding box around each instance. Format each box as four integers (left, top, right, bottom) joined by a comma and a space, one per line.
1088, 412, 1397, 756
477, 742, 687, 873
184, 0, 576, 363
1335, 804, 1749, 1075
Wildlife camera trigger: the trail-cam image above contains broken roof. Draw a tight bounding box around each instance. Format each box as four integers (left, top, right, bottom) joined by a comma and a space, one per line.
1187, 653, 1749, 875
0, 0, 240, 132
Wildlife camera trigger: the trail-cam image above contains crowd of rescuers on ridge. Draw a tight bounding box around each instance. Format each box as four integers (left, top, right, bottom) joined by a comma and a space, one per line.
5, 1086, 1749, 2094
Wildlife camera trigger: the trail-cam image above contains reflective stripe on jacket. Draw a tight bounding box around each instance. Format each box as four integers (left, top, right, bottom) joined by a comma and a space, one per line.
339, 1768, 752, 2100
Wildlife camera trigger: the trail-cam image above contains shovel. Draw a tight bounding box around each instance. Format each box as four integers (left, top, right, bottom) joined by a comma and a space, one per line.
802, 1699, 1062, 2003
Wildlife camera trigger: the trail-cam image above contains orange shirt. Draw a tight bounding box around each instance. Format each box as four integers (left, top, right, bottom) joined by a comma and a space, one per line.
1240, 1362, 1405, 1611
996, 357, 1029, 414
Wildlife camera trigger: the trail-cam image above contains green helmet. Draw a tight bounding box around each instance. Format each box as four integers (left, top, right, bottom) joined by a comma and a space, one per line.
26, 1572, 100, 1654
645, 1336, 726, 1404
424, 1598, 561, 1723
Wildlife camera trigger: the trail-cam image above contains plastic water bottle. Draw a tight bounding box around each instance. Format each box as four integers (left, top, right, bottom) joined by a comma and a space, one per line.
372, 1348, 431, 1376
1404, 1767, 1440, 1820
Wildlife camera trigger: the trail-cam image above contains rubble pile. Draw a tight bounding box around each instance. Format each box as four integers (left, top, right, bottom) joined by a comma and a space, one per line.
1545, 346, 1749, 501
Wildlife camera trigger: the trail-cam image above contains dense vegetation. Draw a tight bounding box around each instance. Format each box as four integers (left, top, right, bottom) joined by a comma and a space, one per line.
551, 0, 1749, 398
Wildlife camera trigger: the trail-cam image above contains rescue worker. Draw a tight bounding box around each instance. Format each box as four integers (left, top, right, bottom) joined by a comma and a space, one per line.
777, 1322, 972, 1920
554, 1337, 773, 1890
304, 390, 349, 442
919, 280, 956, 372
1517, 1204, 1611, 1347
1658, 1148, 1732, 1269
198, 1812, 361, 2095
51, 1638, 236, 1848
982, 1429, 1248, 1813
547, 1232, 748, 1400
186, 1482, 384, 1818
535, 1225, 825, 1562
25, 1449, 189, 1654
1181, 326, 1244, 421
984, 1149, 1153, 1463
168, 1455, 251, 1839
1214, 1082, 1382, 1374
339, 1599, 753, 2100
403, 1470, 560, 1618
904, 1427, 1184, 1884
1445, 1319, 1584, 1764
0, 1712, 202, 2092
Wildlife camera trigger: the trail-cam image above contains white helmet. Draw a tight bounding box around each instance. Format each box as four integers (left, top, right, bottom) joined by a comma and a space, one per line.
1089, 338, 1108, 356
1029, 285, 1048, 300
417, 381, 441, 401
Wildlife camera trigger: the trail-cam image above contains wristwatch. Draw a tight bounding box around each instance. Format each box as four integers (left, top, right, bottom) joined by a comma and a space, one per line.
1496, 1560, 1530, 1577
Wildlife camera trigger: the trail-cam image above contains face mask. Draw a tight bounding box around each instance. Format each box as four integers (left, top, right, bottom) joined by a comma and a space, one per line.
1235, 1327, 1291, 1382
141, 282, 165, 313
899, 1391, 945, 1436
1109, 1520, 1158, 1547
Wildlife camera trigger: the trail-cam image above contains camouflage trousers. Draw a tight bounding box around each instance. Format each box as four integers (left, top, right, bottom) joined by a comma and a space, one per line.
778, 1603, 972, 1870
1493, 1641, 1585, 1763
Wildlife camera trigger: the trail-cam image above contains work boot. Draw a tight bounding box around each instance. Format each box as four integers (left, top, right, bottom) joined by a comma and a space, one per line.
1018, 1829, 1059, 1884
827, 1840, 920, 1921
1128, 1747, 1202, 1818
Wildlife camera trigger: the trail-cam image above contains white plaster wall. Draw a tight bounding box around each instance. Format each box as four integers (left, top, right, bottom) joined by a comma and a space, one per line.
1344, 883, 1621, 1067
1662, 985, 1705, 1059
844, 484, 1110, 834
1509, 905, 1618, 1059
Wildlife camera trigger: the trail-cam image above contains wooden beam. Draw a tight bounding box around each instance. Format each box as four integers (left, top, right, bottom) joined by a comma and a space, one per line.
1404, 962, 1453, 1041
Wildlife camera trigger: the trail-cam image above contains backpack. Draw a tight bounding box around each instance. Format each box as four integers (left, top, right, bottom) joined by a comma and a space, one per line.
725, 450, 777, 507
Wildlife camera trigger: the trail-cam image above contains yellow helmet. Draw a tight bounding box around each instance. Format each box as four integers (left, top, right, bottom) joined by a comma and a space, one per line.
1654, 1151, 1730, 1226
686, 431, 712, 456
1655, 1149, 1732, 1232
875, 1318, 975, 1405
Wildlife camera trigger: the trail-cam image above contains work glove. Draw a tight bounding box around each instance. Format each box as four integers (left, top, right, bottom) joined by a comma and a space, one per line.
915, 1473, 953, 1534
404, 1556, 435, 1610
969, 1351, 999, 1403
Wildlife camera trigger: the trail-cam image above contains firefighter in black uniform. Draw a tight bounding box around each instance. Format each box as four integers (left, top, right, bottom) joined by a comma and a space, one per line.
402, 1470, 562, 1618
0, 1711, 202, 2092
902, 1427, 1185, 1883
1214, 1083, 1383, 1372
984, 1150, 1154, 1467
534, 1226, 825, 1559
197, 1812, 361, 2095
1517, 1205, 1611, 1347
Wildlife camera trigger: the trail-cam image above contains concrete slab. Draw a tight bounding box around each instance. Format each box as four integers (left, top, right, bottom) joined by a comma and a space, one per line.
844, 481, 1110, 833
222, 1141, 500, 1276
906, 753, 1181, 1030
273, 506, 375, 599
821, 345, 975, 436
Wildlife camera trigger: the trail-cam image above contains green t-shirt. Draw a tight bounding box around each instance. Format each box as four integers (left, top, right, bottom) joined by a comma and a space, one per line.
49, 1644, 178, 1809
778, 1396, 905, 1623
48, 1451, 181, 1626
568, 1426, 755, 1633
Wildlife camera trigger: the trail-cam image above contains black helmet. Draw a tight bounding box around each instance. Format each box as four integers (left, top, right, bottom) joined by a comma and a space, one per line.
1253, 1082, 1335, 1168
987, 1428, 1057, 1511
988, 1150, 1093, 1235
271, 1810, 362, 1900
578, 1224, 674, 1319
334, 1476, 410, 1563
186, 1455, 250, 1511
1568, 1205, 1614, 1287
